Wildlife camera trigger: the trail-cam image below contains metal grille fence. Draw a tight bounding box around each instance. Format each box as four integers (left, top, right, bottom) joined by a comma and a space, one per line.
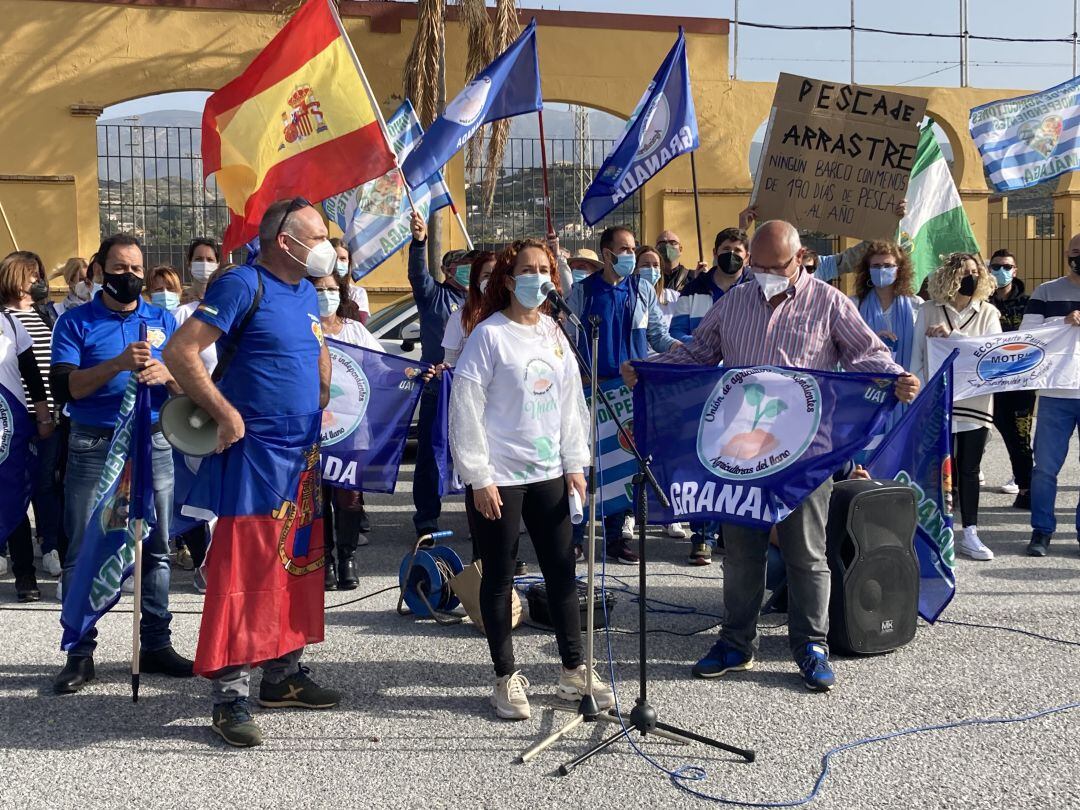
464, 135, 642, 253
987, 211, 1064, 291
97, 123, 230, 276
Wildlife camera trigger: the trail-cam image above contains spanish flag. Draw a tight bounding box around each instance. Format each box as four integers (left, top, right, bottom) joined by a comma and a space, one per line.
203, 0, 395, 252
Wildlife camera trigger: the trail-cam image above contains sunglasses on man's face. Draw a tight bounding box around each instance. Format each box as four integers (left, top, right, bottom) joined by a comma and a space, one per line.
275, 197, 312, 238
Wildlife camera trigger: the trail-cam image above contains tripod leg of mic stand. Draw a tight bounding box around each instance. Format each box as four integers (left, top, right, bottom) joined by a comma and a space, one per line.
652, 720, 756, 762
557, 725, 632, 776
595, 710, 689, 745
520, 712, 585, 763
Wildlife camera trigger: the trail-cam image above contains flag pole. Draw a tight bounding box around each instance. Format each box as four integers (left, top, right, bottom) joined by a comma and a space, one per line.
328, 1, 421, 215
447, 197, 475, 251
130, 516, 143, 703
689, 152, 704, 265
537, 109, 556, 238
0, 197, 18, 250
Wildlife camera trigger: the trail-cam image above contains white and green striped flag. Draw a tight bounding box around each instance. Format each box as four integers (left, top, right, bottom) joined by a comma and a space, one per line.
900, 123, 980, 287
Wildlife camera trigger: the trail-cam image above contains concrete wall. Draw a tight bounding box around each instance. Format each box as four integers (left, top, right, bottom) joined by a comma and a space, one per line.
3, 0, 1077, 304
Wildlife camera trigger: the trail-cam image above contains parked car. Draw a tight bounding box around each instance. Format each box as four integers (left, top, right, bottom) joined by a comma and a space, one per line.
366, 293, 422, 361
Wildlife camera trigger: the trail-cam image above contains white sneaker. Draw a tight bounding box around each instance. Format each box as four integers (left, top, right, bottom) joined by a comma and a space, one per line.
55, 574, 63, 603
978, 470, 985, 486
491, 670, 531, 720
121, 577, 135, 594
557, 664, 615, 710
41, 550, 62, 577
621, 514, 636, 540
193, 568, 207, 594
0, 555, 7, 577
957, 526, 993, 561
665, 523, 688, 539
999, 477, 1020, 495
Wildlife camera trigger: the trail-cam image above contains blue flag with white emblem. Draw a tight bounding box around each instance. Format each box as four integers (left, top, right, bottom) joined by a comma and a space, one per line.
401, 20, 542, 188
970, 76, 1080, 192
581, 29, 698, 226
866, 353, 956, 622
0, 381, 33, 553
320, 339, 430, 493
632, 363, 898, 529
60, 377, 154, 650
324, 101, 452, 281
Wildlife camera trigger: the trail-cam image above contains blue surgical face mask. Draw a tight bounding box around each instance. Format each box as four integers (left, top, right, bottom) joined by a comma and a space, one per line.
991, 267, 1013, 288
335, 260, 349, 278
512, 272, 550, 309
454, 264, 472, 287
637, 266, 661, 286
151, 290, 180, 311
611, 253, 636, 278
316, 289, 340, 317
870, 265, 898, 288
571, 268, 590, 284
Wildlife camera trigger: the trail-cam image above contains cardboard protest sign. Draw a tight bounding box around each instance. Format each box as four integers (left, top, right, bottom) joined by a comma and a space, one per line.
751, 74, 929, 241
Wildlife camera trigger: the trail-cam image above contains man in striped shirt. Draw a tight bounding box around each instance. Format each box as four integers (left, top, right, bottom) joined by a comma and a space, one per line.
622, 219, 920, 693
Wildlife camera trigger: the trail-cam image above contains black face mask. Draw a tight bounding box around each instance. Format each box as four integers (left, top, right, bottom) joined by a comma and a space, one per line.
958, 275, 977, 297
103, 271, 144, 304
715, 251, 745, 276
1069, 255, 1080, 274
29, 279, 49, 303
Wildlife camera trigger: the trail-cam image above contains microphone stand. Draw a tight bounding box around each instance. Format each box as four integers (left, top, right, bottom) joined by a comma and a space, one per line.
520, 303, 755, 774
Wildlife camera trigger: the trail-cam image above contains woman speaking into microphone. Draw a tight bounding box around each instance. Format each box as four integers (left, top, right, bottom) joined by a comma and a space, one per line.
450, 238, 612, 721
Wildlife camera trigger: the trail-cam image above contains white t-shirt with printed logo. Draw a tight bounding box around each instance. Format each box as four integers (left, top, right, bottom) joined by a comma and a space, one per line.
455, 312, 579, 486
0, 312, 33, 412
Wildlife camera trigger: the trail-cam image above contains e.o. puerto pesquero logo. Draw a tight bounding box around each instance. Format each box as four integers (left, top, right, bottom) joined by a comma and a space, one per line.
697, 367, 821, 481
321, 346, 371, 447
974, 336, 1047, 382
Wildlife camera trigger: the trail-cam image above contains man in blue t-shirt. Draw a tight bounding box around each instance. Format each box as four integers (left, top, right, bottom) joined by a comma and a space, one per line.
164, 198, 338, 748
49, 233, 193, 694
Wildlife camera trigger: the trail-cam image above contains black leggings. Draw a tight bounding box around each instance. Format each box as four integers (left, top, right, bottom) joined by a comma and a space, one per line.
5, 517, 34, 580
470, 477, 582, 678
952, 428, 989, 528
992, 390, 1035, 491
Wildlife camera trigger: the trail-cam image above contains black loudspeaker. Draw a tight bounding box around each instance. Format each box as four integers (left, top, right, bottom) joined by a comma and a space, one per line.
825, 479, 919, 655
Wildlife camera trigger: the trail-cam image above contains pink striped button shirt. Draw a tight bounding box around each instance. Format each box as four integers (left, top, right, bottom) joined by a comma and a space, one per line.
653, 270, 904, 374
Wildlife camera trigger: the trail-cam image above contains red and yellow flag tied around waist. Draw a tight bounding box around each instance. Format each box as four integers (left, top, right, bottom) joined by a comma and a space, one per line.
203, 0, 395, 252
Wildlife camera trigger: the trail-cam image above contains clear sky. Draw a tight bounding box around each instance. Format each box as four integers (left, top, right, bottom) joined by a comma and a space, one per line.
109, 0, 1080, 117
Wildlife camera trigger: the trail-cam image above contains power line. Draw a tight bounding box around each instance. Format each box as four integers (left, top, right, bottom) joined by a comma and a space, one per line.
733, 19, 1074, 44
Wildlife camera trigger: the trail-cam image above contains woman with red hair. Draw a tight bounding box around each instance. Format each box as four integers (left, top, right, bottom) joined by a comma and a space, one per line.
449, 238, 612, 721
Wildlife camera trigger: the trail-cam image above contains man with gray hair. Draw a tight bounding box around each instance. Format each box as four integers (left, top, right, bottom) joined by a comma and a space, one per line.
165, 197, 338, 747
622, 219, 920, 693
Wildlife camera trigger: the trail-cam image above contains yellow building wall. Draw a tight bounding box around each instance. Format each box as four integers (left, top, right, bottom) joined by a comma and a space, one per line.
2, 0, 1076, 304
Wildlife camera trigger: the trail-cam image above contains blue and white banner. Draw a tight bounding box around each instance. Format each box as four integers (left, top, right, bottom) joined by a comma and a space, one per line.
401, 20, 542, 188
0, 381, 33, 552
581, 28, 698, 226
60, 377, 154, 651
928, 324, 1080, 401
586, 378, 636, 517
432, 369, 464, 497
970, 76, 1080, 191
323, 100, 451, 281
866, 353, 956, 622
320, 339, 429, 493
632, 363, 899, 529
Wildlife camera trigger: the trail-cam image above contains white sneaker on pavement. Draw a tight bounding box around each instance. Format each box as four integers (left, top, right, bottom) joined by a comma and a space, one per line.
999, 477, 1020, 495
557, 664, 615, 709
491, 670, 531, 720
621, 514, 636, 540
0, 555, 7, 577
958, 526, 993, 561
665, 523, 688, 539
194, 568, 207, 594
55, 574, 63, 603
41, 550, 62, 577
978, 470, 985, 486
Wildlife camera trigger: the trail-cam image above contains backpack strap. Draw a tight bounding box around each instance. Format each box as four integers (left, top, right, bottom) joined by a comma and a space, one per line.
210, 267, 264, 383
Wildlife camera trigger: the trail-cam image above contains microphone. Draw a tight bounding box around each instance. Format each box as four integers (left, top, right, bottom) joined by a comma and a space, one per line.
540, 280, 582, 329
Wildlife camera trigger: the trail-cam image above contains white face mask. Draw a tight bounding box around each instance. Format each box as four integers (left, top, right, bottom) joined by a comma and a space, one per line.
478, 279, 489, 294
74, 280, 93, 301
753, 271, 791, 300
286, 234, 337, 277
190, 260, 218, 282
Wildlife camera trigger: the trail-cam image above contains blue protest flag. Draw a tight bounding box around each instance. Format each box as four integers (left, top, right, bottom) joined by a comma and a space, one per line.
0, 382, 33, 552
581, 29, 698, 226
60, 377, 154, 651
432, 368, 464, 497
323, 101, 452, 281
866, 352, 957, 622
632, 362, 898, 530
320, 339, 430, 493
401, 19, 542, 188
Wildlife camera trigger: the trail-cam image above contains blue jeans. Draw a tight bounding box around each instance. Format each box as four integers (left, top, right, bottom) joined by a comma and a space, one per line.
62, 424, 174, 657
29, 431, 63, 554
412, 381, 442, 534
1031, 396, 1080, 536
690, 521, 720, 548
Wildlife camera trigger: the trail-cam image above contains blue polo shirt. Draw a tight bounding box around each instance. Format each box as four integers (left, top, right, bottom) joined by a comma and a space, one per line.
193, 264, 322, 419
51, 293, 177, 428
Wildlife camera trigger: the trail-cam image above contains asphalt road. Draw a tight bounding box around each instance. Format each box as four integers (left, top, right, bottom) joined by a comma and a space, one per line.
1, 432, 1078, 809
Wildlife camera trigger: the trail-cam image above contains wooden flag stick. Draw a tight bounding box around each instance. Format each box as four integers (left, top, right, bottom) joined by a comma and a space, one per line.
0, 197, 18, 251
689, 152, 704, 266
537, 109, 556, 238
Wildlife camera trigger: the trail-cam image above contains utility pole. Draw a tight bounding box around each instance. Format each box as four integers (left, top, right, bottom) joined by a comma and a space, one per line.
850, 0, 855, 85
732, 0, 739, 81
